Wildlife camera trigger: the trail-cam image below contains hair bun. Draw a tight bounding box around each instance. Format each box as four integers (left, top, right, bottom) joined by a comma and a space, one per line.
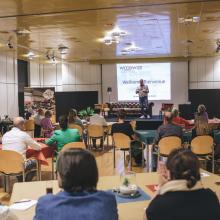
182, 170, 197, 188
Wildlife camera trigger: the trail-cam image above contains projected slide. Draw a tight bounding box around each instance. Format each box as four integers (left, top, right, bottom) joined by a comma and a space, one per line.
117, 63, 171, 101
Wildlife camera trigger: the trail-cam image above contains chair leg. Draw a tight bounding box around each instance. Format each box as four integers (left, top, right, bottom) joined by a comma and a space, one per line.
113, 147, 116, 168
212, 147, 215, 173
123, 151, 125, 165
129, 147, 132, 171
141, 143, 145, 168
52, 157, 55, 180
3, 176, 7, 192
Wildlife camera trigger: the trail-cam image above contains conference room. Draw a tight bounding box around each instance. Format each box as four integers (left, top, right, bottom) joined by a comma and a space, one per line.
0, 0, 220, 219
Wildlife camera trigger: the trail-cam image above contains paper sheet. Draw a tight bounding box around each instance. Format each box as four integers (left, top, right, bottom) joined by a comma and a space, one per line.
9, 199, 37, 211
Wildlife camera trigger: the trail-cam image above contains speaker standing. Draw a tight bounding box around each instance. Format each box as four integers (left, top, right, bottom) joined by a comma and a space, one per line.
136, 79, 149, 118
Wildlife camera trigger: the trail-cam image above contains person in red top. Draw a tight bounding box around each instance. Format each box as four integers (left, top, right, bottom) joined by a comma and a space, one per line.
172, 109, 191, 129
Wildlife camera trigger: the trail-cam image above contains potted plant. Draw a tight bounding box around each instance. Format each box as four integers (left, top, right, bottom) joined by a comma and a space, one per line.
78, 107, 94, 120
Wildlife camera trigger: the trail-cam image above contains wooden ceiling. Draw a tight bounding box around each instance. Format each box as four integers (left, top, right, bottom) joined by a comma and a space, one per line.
0, 0, 220, 62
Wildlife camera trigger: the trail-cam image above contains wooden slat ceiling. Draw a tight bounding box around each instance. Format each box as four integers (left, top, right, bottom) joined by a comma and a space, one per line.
0, 0, 219, 62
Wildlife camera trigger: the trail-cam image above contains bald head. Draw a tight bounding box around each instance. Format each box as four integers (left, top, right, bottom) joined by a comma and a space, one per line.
164, 111, 173, 123
13, 117, 25, 130
140, 79, 144, 86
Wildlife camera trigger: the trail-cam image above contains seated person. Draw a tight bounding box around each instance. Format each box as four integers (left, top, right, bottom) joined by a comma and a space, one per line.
89, 109, 107, 148
46, 115, 80, 152
111, 110, 142, 166
34, 148, 118, 220
68, 108, 83, 128
41, 110, 54, 138
2, 117, 41, 181
145, 148, 220, 220
172, 109, 191, 129
192, 104, 211, 138
155, 111, 183, 144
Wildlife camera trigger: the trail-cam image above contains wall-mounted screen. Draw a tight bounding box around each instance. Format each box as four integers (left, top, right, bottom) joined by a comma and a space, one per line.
117, 63, 171, 101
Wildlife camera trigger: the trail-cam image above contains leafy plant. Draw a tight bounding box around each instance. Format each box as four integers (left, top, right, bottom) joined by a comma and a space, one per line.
122, 177, 130, 187
78, 107, 94, 118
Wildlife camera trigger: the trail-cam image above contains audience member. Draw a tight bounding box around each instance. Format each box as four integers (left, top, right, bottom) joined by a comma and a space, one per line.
34, 109, 44, 137
46, 115, 80, 152
89, 109, 107, 148
154, 111, 183, 144
145, 148, 220, 220
2, 117, 41, 181
41, 110, 54, 138
34, 148, 118, 220
68, 108, 83, 128
192, 104, 211, 138
172, 109, 191, 129
111, 110, 143, 166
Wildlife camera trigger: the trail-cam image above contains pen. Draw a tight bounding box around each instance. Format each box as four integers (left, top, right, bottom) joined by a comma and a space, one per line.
14, 200, 31, 204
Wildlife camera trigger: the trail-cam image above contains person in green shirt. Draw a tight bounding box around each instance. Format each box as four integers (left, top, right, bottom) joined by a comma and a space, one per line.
46, 115, 80, 152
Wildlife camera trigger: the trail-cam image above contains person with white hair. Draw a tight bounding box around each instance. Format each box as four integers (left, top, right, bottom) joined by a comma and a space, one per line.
2, 117, 41, 181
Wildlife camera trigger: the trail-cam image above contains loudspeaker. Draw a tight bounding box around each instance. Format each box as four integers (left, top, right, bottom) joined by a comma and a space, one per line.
107, 87, 112, 93
178, 104, 193, 120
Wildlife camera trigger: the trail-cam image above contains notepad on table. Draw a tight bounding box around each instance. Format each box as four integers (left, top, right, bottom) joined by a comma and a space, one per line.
10, 199, 37, 211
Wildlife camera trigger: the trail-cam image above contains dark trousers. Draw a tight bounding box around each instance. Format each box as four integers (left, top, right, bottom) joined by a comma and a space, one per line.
139, 96, 148, 116
17, 159, 37, 182
34, 124, 41, 138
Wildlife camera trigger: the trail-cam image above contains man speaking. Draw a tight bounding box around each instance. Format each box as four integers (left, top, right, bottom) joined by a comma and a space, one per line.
136, 79, 149, 118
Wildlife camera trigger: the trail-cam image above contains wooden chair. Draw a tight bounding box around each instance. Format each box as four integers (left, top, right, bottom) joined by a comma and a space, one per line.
191, 135, 214, 172
112, 133, 132, 170
87, 125, 105, 150
0, 150, 39, 191
68, 123, 83, 136
24, 119, 35, 138
158, 136, 182, 159
62, 142, 86, 151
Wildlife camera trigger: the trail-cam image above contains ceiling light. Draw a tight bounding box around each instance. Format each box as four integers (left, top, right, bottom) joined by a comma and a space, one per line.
103, 38, 112, 45
216, 39, 220, 53
16, 29, 31, 35
58, 44, 69, 54
7, 39, 13, 49
27, 51, 37, 60
178, 16, 200, 24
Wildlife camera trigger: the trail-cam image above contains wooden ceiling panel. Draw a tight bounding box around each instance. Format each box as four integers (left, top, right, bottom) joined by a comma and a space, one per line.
0, 1, 219, 62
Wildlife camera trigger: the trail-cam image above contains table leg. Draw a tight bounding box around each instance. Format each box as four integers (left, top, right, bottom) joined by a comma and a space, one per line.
38, 161, 41, 181
148, 144, 153, 172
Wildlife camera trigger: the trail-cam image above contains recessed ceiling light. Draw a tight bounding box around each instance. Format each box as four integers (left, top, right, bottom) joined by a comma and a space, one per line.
178, 16, 200, 24
16, 29, 31, 35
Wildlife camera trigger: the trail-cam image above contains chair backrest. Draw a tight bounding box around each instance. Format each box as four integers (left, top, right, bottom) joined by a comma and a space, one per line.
112, 133, 130, 149
62, 142, 86, 151
68, 124, 83, 136
158, 136, 182, 156
0, 150, 24, 174
191, 135, 213, 155
87, 125, 104, 138
24, 120, 35, 131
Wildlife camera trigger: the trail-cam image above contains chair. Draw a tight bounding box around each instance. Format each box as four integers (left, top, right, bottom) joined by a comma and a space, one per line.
158, 136, 182, 160
112, 133, 132, 170
62, 142, 86, 151
191, 135, 214, 172
24, 119, 35, 138
0, 150, 39, 191
68, 123, 83, 136
87, 125, 105, 150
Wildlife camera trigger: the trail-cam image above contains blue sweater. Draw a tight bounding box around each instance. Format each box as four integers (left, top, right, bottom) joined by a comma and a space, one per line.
34, 190, 118, 220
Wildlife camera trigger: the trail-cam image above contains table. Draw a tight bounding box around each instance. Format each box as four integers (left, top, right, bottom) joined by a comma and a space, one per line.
9, 171, 220, 220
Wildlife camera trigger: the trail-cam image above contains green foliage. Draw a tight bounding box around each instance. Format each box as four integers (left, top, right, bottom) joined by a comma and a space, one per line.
78, 107, 94, 118
123, 177, 130, 187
